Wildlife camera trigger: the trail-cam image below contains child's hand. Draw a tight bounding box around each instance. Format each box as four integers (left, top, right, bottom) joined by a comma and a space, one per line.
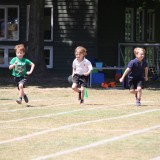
119, 77, 123, 83
26, 71, 32, 75
14, 61, 18, 64
83, 72, 89, 76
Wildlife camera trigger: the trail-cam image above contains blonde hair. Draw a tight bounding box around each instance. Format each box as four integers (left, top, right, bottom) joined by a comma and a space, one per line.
75, 46, 87, 56
134, 47, 145, 56
14, 44, 25, 53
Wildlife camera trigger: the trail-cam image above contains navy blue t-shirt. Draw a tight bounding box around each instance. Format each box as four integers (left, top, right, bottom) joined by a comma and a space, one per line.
127, 58, 148, 80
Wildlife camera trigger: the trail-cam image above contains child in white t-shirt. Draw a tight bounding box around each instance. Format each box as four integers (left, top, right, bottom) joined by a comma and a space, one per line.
72, 46, 93, 104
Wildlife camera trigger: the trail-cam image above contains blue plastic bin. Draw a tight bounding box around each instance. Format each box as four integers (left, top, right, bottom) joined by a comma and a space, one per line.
91, 73, 104, 84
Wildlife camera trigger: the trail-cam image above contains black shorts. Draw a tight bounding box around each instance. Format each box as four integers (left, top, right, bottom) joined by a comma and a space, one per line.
72, 74, 88, 87
128, 78, 144, 90
14, 76, 27, 89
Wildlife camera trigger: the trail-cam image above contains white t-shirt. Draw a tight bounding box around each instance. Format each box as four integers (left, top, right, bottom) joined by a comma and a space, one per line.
72, 58, 93, 75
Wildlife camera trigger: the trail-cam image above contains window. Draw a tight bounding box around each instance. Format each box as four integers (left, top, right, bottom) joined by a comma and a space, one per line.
0, 6, 19, 41
26, 5, 53, 41
136, 8, 145, 41
125, 8, 134, 41
0, 46, 14, 67
44, 46, 53, 68
125, 7, 155, 42
44, 7, 53, 41
147, 9, 155, 41
0, 46, 53, 68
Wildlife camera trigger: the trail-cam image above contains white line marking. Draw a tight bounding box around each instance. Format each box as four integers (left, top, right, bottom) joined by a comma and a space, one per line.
0, 109, 87, 123
151, 157, 160, 160
0, 100, 153, 113
0, 102, 78, 113
0, 102, 154, 124
0, 109, 159, 145
33, 125, 160, 160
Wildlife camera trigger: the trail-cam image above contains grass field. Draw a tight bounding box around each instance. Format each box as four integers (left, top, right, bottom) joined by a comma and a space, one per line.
0, 84, 160, 160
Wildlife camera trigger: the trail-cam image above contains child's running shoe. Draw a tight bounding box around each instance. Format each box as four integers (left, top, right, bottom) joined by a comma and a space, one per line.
78, 91, 81, 100
80, 99, 84, 104
23, 94, 29, 103
136, 99, 141, 106
16, 97, 22, 104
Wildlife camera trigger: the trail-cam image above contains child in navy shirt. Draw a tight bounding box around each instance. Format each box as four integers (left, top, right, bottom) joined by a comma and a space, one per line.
119, 47, 148, 106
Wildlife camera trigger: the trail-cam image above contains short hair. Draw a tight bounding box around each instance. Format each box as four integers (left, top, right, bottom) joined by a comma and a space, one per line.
75, 46, 87, 56
14, 44, 25, 53
134, 47, 145, 56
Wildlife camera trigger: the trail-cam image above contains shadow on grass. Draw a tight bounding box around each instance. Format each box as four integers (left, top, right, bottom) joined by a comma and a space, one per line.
0, 98, 15, 100
0, 73, 160, 90
0, 73, 71, 88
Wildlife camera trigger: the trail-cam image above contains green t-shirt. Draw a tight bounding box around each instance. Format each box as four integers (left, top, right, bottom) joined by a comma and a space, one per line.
10, 57, 32, 77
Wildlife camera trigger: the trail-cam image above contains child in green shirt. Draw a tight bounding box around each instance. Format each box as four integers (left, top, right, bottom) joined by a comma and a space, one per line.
9, 44, 35, 104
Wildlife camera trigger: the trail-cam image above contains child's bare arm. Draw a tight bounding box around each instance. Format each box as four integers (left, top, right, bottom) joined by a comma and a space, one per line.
144, 67, 148, 81
9, 61, 18, 70
119, 68, 131, 82
27, 62, 35, 75
72, 68, 75, 77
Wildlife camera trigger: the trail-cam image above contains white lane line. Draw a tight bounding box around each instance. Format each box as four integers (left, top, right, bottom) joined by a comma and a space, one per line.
0, 102, 78, 113
0, 99, 56, 107
0, 100, 153, 113
0, 108, 159, 145
151, 157, 160, 160
33, 125, 160, 160
0, 108, 88, 123
0, 102, 154, 124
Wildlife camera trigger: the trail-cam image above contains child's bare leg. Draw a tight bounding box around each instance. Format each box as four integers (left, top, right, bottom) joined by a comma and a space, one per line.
80, 86, 84, 100
16, 83, 24, 104
130, 89, 137, 94
72, 83, 80, 93
136, 86, 142, 100
19, 83, 25, 97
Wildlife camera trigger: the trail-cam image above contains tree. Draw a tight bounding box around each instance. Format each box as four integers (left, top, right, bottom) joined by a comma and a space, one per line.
28, 0, 46, 75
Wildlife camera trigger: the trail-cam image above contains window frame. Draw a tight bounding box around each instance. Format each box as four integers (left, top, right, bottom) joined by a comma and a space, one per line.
44, 46, 53, 69
125, 8, 134, 42
0, 45, 14, 67
147, 9, 155, 42
0, 5, 19, 41
136, 8, 145, 42
0, 45, 53, 68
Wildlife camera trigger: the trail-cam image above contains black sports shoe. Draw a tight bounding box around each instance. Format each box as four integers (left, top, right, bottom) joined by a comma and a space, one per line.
16, 97, 22, 104
78, 91, 81, 100
80, 99, 84, 104
23, 94, 29, 103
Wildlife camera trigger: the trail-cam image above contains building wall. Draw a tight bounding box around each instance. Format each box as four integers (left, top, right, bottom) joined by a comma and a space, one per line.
1, 0, 160, 75
0, 0, 98, 75
51, 0, 98, 73
97, 0, 125, 67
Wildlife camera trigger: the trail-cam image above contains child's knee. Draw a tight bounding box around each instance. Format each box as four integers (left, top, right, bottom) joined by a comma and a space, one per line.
130, 89, 135, 94
137, 87, 142, 92
19, 83, 24, 89
72, 84, 77, 90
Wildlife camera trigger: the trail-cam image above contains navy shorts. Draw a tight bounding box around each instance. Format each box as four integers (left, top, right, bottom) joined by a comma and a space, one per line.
128, 78, 144, 90
72, 74, 88, 87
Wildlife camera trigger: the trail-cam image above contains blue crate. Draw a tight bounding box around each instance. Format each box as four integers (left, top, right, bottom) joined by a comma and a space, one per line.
95, 62, 103, 68
91, 73, 104, 84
